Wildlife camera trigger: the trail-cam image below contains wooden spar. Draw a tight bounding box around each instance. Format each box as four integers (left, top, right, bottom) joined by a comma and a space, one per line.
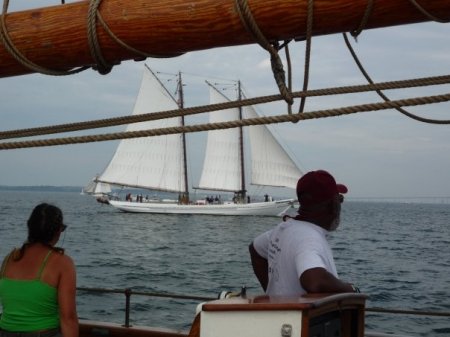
0, 0, 448, 78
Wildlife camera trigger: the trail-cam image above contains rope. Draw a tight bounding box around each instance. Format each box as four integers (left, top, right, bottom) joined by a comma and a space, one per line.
343, 33, 450, 124
1, 74, 449, 140
298, 0, 314, 114
283, 41, 293, 114
87, 0, 113, 74
234, 0, 293, 105
350, 0, 374, 39
407, 0, 449, 23
1, 92, 449, 150
0, 0, 88, 76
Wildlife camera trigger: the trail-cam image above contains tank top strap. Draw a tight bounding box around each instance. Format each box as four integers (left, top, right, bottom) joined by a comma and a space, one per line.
37, 249, 53, 279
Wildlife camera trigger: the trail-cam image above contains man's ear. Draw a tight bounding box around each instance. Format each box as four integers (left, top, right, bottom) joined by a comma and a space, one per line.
328, 198, 339, 215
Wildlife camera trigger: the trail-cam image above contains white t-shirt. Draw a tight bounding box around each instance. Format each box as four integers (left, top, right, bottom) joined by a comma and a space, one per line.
253, 218, 338, 296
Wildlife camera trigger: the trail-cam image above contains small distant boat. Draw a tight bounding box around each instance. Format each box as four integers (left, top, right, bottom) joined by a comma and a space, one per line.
82, 176, 112, 204
96, 65, 302, 216
83, 176, 112, 197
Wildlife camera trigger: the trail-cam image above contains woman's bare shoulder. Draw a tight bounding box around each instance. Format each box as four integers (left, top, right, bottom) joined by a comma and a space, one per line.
52, 250, 76, 270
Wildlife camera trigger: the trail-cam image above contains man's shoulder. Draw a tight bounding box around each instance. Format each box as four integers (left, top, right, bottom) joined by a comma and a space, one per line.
280, 218, 321, 232
277, 220, 327, 245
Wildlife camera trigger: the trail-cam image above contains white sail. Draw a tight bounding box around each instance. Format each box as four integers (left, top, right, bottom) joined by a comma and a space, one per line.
95, 66, 300, 216
83, 180, 97, 194
197, 86, 242, 192
94, 181, 112, 195
83, 177, 112, 196
98, 66, 186, 193
244, 105, 303, 189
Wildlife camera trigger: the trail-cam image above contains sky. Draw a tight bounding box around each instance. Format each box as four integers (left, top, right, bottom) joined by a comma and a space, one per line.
0, 2, 449, 199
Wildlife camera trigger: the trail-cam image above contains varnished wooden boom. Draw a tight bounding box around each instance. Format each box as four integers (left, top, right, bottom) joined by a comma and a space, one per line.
0, 0, 448, 78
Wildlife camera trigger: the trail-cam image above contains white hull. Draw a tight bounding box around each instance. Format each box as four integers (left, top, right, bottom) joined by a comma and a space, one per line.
108, 199, 294, 216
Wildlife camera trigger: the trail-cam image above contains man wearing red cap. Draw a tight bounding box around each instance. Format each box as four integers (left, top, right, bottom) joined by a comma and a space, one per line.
249, 170, 359, 295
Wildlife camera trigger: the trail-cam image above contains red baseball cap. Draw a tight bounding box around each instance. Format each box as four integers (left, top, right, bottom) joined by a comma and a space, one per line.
296, 170, 348, 205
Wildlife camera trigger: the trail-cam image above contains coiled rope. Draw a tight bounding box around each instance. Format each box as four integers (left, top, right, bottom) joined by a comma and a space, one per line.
87, 0, 113, 75
234, 0, 293, 106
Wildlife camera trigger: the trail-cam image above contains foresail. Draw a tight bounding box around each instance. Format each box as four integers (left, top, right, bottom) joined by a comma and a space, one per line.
99, 66, 186, 193
94, 182, 112, 195
83, 176, 111, 195
244, 105, 302, 189
83, 180, 97, 194
197, 86, 242, 192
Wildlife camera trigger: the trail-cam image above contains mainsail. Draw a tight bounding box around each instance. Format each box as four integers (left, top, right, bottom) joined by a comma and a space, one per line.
98, 65, 186, 193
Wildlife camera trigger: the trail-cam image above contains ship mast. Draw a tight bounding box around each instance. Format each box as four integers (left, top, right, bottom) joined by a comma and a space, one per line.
177, 72, 190, 204
237, 81, 247, 203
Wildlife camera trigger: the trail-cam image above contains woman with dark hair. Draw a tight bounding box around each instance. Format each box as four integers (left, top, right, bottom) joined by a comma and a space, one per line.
0, 203, 78, 337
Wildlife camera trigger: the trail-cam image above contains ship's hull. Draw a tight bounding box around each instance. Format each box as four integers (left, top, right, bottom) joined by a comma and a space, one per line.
108, 199, 294, 216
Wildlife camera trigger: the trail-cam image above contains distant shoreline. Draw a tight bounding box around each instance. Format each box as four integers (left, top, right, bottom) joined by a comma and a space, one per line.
0, 186, 448, 204
0, 186, 80, 192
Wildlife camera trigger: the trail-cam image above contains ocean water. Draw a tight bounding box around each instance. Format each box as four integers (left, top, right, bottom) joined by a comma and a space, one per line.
0, 190, 449, 336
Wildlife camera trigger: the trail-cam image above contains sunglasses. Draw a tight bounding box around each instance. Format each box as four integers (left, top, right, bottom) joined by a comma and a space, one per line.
339, 194, 344, 203
61, 224, 67, 232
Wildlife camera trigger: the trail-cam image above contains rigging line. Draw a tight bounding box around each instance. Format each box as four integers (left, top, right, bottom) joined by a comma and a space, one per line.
284, 42, 293, 114
407, 0, 449, 23
350, 0, 374, 39
1, 74, 450, 140
234, 0, 293, 105
0, 92, 449, 150
298, 0, 313, 115
343, 33, 450, 124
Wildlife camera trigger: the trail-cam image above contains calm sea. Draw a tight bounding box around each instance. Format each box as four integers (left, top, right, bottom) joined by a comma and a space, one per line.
0, 190, 449, 336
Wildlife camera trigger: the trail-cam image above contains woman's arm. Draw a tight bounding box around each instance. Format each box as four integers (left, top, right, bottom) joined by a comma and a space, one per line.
58, 255, 79, 337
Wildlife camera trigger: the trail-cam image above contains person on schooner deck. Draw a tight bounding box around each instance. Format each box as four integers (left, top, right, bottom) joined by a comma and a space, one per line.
0, 203, 78, 337
249, 170, 359, 296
